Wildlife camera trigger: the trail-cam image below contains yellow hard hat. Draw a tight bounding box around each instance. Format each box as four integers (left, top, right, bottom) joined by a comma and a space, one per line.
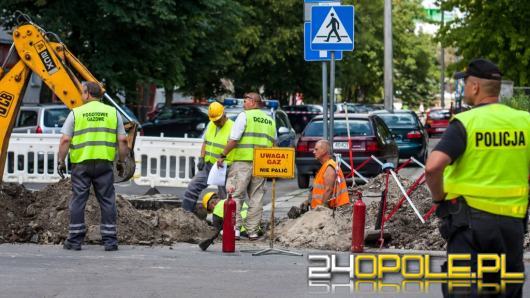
202, 191, 218, 211
208, 102, 224, 121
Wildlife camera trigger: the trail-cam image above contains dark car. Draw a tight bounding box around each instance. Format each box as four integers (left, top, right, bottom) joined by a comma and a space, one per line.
282, 104, 323, 133
295, 114, 399, 188
371, 110, 429, 163
142, 105, 209, 138
425, 108, 451, 137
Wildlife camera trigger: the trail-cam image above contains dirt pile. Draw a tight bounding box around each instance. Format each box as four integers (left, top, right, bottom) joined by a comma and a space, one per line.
0, 181, 215, 245
276, 173, 445, 251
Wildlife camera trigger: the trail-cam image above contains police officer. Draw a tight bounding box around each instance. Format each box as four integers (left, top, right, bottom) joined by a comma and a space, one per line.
182, 102, 234, 213
425, 59, 530, 295
217, 92, 276, 240
57, 81, 129, 251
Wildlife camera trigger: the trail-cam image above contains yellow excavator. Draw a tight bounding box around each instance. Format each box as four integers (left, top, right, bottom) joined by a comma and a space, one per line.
0, 13, 137, 182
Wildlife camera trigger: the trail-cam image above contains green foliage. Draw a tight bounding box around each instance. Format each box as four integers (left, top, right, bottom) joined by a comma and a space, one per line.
439, 0, 530, 86
1, 0, 439, 107
503, 93, 530, 112
338, 0, 438, 106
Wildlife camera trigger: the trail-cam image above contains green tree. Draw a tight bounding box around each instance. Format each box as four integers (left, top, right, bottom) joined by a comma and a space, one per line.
1, 0, 245, 105
439, 0, 530, 86
338, 0, 438, 106
227, 0, 322, 103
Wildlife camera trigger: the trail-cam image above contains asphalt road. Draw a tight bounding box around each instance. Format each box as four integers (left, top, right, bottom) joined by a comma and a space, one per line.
0, 243, 528, 298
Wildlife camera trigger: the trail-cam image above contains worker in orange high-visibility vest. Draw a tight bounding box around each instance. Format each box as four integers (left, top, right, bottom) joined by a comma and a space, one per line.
310, 139, 350, 209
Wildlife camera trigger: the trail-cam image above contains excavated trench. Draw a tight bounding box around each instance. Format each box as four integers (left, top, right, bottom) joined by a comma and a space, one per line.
0, 181, 215, 245
276, 173, 530, 252
1, 176, 529, 251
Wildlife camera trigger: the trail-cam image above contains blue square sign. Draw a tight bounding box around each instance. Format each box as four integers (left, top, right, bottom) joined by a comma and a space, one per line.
304, 23, 342, 61
311, 5, 354, 51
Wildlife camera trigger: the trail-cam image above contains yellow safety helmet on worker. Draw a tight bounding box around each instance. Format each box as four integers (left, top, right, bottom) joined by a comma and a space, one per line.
208, 102, 224, 121
202, 191, 219, 212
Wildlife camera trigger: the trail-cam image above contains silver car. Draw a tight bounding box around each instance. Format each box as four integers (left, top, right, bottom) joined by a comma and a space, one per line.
13, 104, 70, 134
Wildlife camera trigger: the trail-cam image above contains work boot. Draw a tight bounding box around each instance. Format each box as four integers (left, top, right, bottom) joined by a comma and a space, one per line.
63, 240, 81, 251
248, 232, 259, 241
104, 245, 118, 251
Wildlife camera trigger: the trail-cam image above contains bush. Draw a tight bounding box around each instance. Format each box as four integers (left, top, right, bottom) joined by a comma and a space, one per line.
503, 94, 530, 112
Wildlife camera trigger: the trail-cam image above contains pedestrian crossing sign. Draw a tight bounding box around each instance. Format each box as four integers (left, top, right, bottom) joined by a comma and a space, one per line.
311, 5, 354, 51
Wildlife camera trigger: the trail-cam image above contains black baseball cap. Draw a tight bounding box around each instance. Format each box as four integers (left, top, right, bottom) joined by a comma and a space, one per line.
454, 58, 502, 81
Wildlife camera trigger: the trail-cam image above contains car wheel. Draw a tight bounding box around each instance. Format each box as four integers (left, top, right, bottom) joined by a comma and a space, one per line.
297, 174, 310, 189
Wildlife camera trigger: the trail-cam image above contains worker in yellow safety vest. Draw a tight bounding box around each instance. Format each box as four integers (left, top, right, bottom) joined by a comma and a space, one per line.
217, 92, 276, 240
57, 81, 129, 251
425, 58, 530, 296
202, 192, 248, 234
311, 139, 350, 209
182, 102, 234, 213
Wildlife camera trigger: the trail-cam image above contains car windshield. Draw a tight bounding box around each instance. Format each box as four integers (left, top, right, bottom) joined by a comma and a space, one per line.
429, 109, 451, 120
304, 119, 373, 137
44, 108, 69, 127
377, 113, 417, 128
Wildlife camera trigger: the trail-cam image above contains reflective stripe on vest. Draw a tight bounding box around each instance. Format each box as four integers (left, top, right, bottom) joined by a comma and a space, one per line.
311, 159, 350, 209
443, 104, 530, 218
204, 119, 234, 165
213, 199, 248, 232
70, 101, 118, 163
233, 109, 276, 161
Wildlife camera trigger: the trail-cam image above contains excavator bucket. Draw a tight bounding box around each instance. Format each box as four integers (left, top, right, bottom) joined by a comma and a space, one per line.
113, 152, 136, 183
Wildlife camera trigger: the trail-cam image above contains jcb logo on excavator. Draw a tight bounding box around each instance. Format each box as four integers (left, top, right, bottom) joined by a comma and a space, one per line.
34, 41, 58, 75
0, 91, 14, 118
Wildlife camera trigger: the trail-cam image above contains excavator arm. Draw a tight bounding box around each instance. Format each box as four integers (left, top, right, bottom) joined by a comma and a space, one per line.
0, 14, 137, 182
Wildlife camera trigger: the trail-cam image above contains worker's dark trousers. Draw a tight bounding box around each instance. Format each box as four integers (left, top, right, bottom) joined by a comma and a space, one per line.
182, 162, 227, 212
67, 160, 117, 247
438, 199, 525, 298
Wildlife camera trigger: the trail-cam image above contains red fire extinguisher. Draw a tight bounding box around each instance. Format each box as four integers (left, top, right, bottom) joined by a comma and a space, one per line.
222, 194, 236, 253
351, 192, 366, 253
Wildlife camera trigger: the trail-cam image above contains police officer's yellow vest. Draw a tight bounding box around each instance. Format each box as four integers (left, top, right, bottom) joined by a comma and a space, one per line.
443, 104, 530, 218
70, 101, 118, 163
204, 119, 234, 165
233, 109, 276, 161
213, 199, 248, 232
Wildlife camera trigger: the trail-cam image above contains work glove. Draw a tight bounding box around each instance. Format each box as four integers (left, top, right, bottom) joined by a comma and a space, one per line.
300, 200, 310, 214
197, 157, 205, 171
57, 161, 66, 179
116, 160, 125, 177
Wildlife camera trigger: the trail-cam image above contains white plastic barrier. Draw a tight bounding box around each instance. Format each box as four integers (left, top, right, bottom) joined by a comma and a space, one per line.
3, 133, 63, 184
3, 133, 203, 187
133, 136, 202, 187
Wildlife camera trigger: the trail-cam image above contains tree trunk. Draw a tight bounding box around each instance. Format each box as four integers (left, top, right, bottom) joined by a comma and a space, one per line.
164, 84, 173, 107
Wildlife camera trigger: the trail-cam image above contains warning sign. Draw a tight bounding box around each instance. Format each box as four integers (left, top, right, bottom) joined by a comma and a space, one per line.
253, 148, 295, 179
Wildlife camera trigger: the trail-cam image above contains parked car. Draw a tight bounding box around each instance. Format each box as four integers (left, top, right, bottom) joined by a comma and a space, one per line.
142, 105, 210, 138
282, 104, 323, 133
146, 102, 209, 122
13, 104, 70, 134
425, 108, 451, 137
295, 114, 399, 188
371, 110, 429, 163
224, 105, 296, 148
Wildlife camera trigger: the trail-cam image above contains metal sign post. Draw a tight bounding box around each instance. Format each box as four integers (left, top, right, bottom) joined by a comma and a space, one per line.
329, 51, 336, 148
310, 5, 354, 146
